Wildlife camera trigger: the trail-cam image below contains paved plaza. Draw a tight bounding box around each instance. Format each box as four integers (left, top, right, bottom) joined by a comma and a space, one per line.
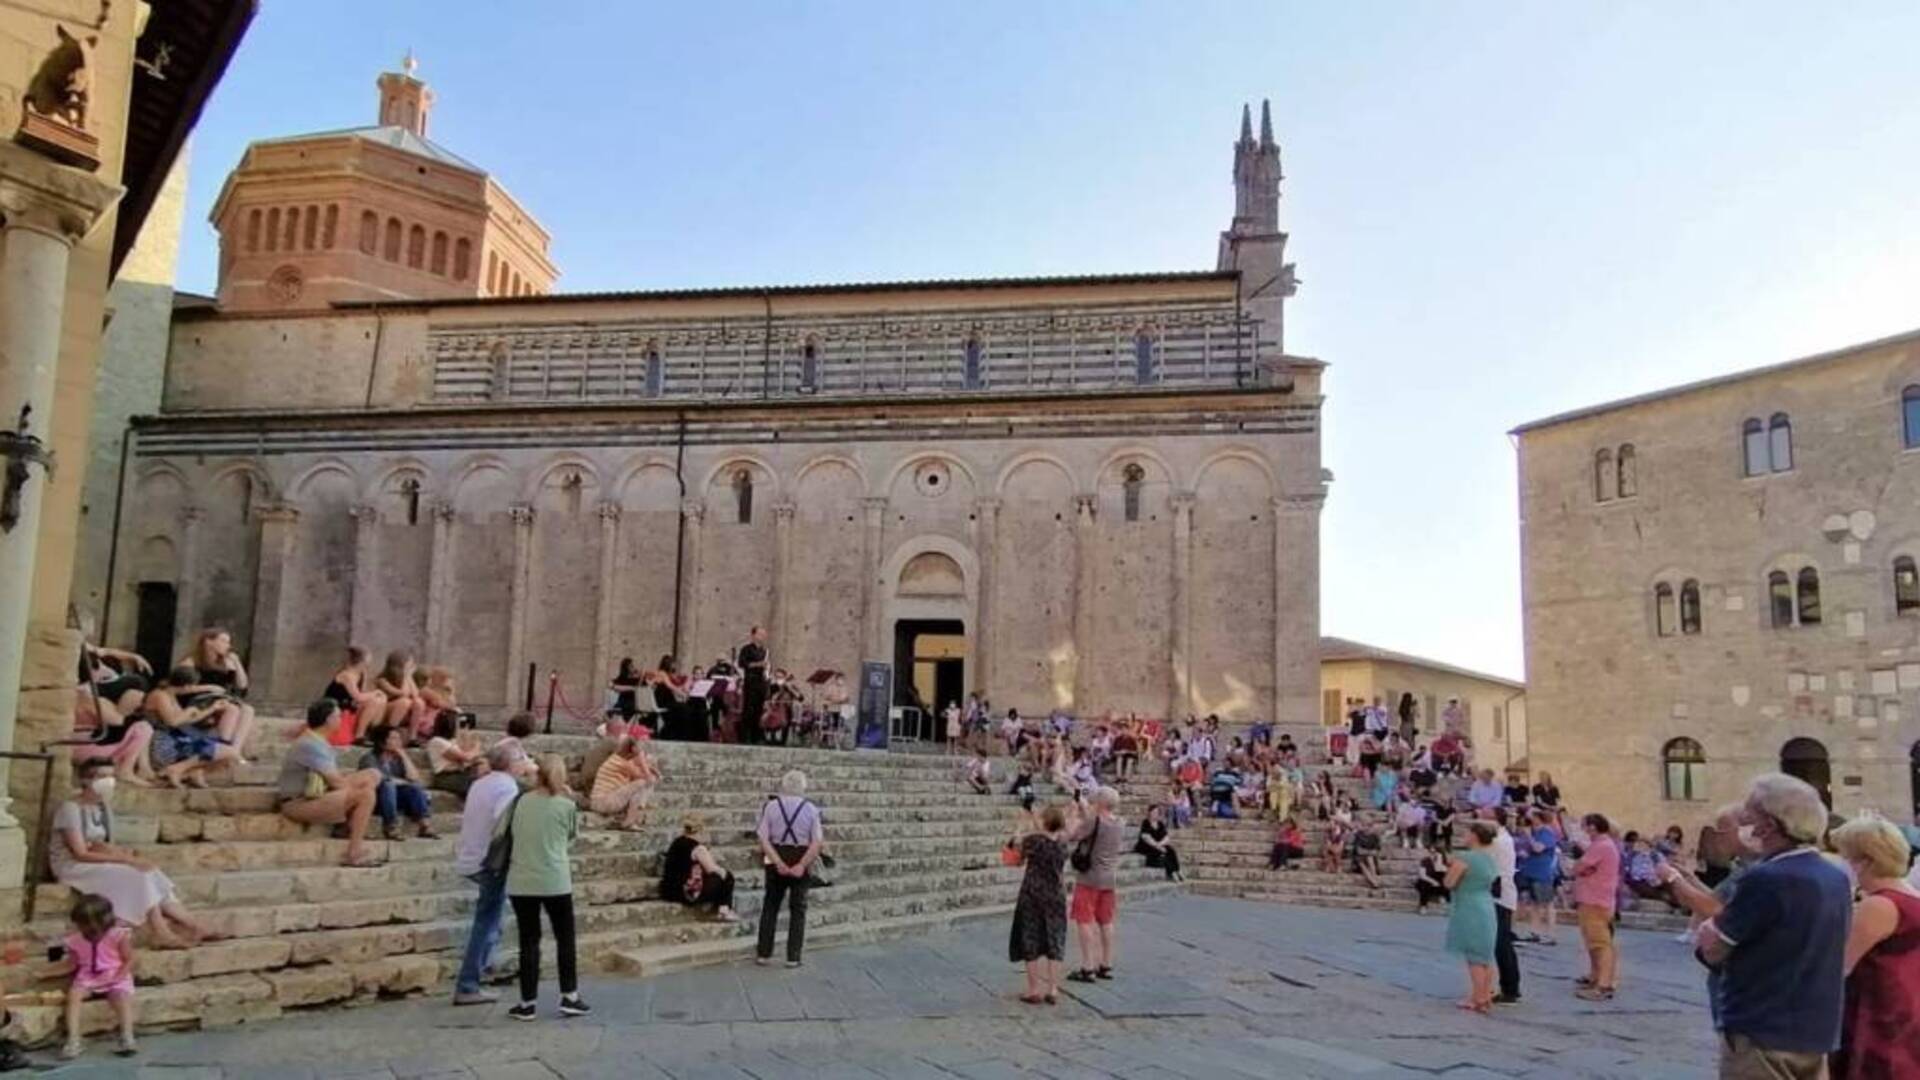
39, 896, 1716, 1079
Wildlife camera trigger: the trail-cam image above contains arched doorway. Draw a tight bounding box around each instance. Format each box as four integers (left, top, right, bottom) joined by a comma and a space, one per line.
1780, 737, 1831, 807
884, 546, 974, 742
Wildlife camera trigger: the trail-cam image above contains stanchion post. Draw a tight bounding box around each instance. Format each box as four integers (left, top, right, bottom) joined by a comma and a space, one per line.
524, 663, 537, 712
544, 671, 559, 734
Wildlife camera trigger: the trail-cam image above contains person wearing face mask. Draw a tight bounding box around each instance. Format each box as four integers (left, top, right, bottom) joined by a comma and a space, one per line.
1693, 774, 1852, 1080
51, 759, 215, 950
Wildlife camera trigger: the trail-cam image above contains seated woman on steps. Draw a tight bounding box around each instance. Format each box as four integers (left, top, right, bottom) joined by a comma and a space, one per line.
184, 629, 257, 761
359, 723, 437, 840
659, 814, 739, 922
589, 736, 658, 830
373, 651, 434, 742
141, 667, 241, 788
322, 646, 387, 746
69, 682, 155, 789
276, 699, 386, 868
424, 711, 485, 796
51, 759, 215, 949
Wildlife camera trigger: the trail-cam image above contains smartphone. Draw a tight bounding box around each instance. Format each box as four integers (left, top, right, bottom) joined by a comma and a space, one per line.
45, 944, 65, 963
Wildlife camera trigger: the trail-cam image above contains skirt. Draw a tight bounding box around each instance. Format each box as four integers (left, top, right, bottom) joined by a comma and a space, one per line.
1007, 895, 1066, 962
57, 862, 179, 925
150, 725, 219, 766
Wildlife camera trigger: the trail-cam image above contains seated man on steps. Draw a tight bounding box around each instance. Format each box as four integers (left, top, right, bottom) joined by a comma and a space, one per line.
276, 699, 385, 868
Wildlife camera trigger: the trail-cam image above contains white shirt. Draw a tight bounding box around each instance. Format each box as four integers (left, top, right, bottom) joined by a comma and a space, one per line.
1490, 827, 1519, 911
454, 771, 520, 877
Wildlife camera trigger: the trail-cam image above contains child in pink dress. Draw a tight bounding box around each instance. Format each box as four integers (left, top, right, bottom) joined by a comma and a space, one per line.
59, 893, 137, 1060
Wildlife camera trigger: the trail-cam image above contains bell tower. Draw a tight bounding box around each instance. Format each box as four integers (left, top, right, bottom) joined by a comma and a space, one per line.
376, 50, 432, 136
1218, 99, 1297, 355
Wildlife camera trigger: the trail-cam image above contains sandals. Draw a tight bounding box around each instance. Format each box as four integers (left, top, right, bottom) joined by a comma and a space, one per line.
1065, 969, 1096, 984
1019, 992, 1047, 1005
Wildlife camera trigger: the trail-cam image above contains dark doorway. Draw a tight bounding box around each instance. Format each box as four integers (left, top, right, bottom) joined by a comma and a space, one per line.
892, 619, 965, 741
1909, 741, 1919, 821
133, 582, 178, 676
1781, 737, 1832, 807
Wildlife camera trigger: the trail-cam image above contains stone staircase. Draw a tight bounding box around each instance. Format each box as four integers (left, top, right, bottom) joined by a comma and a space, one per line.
6, 720, 1173, 1043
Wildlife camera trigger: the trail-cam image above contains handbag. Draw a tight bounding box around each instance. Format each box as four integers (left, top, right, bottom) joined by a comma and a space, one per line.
1000, 837, 1023, 867
1070, 818, 1100, 874
482, 793, 527, 877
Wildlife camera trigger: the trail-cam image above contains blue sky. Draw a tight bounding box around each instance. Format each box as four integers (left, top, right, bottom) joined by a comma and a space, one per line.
176, 2, 1920, 680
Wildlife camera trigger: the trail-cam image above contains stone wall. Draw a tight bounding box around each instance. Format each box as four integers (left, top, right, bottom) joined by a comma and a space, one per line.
1518, 331, 1920, 831
115, 394, 1323, 725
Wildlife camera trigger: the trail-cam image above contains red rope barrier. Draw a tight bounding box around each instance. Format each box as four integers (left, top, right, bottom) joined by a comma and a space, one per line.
548, 678, 607, 724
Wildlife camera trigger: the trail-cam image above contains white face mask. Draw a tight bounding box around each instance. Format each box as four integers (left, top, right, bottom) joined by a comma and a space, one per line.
89, 776, 116, 801
1736, 824, 1759, 851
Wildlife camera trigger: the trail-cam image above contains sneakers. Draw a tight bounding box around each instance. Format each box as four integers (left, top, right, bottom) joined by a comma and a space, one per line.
507, 1002, 537, 1022
559, 994, 592, 1017
452, 990, 499, 1006
1491, 994, 1521, 1006
1574, 986, 1615, 1002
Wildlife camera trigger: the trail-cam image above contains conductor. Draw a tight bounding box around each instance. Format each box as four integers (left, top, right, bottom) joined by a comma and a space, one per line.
738, 625, 769, 745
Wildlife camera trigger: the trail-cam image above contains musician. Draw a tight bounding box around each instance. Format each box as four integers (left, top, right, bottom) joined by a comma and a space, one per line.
737, 626, 770, 746
764, 669, 800, 747
651, 655, 697, 742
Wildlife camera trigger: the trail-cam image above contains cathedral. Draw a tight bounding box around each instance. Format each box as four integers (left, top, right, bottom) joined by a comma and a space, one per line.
108, 62, 1327, 730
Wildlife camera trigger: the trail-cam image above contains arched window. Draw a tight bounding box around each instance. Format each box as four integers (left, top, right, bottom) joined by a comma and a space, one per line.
358, 211, 378, 255
1903, 386, 1920, 449
1768, 570, 1794, 628
407, 225, 426, 269
452, 238, 471, 281
1742, 418, 1767, 476
1769, 413, 1793, 472
322, 204, 338, 249
1616, 443, 1637, 498
383, 218, 402, 262
1679, 579, 1702, 635
1122, 463, 1146, 523
732, 469, 754, 525
1594, 448, 1614, 503
1797, 566, 1821, 625
962, 335, 983, 390
1897, 556, 1920, 615
399, 477, 421, 526
302, 205, 318, 250
487, 252, 500, 294
1133, 330, 1155, 385
1662, 738, 1706, 801
430, 231, 448, 275
510, 270, 522, 296
265, 207, 280, 252
282, 207, 298, 250
245, 208, 260, 252
1654, 582, 1676, 637
799, 340, 819, 393
643, 346, 664, 398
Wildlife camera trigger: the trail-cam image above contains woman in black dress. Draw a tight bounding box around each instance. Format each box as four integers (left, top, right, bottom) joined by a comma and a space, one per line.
609, 658, 643, 722
1133, 802, 1184, 881
1008, 803, 1069, 1004
650, 655, 697, 741
659, 815, 739, 921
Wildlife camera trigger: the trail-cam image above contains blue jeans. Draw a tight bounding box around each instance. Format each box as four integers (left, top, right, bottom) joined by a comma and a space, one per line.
375, 779, 430, 825
455, 868, 507, 994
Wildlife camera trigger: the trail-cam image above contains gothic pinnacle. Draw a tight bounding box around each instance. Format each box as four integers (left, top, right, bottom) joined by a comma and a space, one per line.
1259, 99, 1275, 149
1240, 103, 1253, 143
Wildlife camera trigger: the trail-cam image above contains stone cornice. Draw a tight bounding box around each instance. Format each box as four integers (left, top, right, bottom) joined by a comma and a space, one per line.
0, 142, 123, 242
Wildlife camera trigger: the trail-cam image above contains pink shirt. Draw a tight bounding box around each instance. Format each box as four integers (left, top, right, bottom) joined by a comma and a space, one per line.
1572, 835, 1620, 911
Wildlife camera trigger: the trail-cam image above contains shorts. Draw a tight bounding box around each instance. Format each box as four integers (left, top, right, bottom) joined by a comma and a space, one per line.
1519, 878, 1555, 904
1069, 885, 1117, 925
1577, 904, 1614, 950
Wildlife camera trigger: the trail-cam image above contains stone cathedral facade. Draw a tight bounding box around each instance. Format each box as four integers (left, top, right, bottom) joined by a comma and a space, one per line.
106, 74, 1327, 728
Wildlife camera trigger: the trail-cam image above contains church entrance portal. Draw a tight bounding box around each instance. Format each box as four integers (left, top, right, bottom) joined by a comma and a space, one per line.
1780, 737, 1832, 808
893, 619, 965, 742
134, 582, 177, 676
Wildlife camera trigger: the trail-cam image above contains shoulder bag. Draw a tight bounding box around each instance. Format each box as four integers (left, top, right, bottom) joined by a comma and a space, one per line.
1070, 818, 1100, 873
482, 792, 527, 877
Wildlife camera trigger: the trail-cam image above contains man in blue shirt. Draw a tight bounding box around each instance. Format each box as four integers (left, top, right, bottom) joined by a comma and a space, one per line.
1695, 774, 1850, 1079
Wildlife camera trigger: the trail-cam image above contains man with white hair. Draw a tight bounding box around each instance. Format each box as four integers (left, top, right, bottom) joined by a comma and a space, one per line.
1065, 786, 1126, 984
755, 769, 822, 967
450, 742, 525, 1005
1695, 773, 1850, 1079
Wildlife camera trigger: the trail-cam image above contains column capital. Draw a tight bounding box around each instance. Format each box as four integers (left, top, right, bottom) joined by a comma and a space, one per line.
348, 502, 379, 524
253, 502, 301, 525
508, 502, 535, 526
862, 496, 888, 522
773, 501, 796, 523
973, 496, 1002, 517
1169, 491, 1197, 512
177, 504, 205, 526
0, 142, 122, 244
431, 499, 457, 523
1276, 492, 1326, 514
596, 500, 623, 522
1072, 494, 1097, 519
682, 499, 706, 522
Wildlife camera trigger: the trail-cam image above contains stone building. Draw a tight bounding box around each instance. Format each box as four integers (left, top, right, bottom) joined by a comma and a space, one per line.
0, 0, 251, 887
108, 96, 1329, 730
1516, 328, 1920, 830
1318, 637, 1526, 772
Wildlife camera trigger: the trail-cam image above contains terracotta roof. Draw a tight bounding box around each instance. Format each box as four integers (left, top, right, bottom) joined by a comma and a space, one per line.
252, 124, 482, 172
333, 269, 1239, 311
113, 0, 257, 277
1510, 325, 1920, 435
1319, 636, 1524, 690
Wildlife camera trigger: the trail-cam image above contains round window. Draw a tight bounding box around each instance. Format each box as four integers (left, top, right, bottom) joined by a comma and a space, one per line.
913, 461, 951, 498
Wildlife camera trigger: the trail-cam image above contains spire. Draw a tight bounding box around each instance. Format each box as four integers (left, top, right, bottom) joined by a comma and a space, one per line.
1225, 98, 1282, 236
1259, 99, 1274, 149
1239, 103, 1253, 143
376, 55, 434, 138
402, 48, 419, 78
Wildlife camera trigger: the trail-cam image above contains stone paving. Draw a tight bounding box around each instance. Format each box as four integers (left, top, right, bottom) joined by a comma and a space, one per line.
35, 895, 1717, 1079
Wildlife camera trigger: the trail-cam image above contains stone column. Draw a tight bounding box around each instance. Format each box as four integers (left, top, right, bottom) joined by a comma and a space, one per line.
1168, 491, 1195, 720
861, 496, 888, 661
423, 500, 455, 662
170, 505, 205, 657
591, 500, 621, 691
676, 501, 704, 664
1071, 494, 1097, 712
1274, 492, 1325, 731
504, 503, 534, 707
0, 144, 123, 882
247, 503, 301, 701
347, 503, 379, 645
770, 501, 795, 663
972, 497, 1000, 697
